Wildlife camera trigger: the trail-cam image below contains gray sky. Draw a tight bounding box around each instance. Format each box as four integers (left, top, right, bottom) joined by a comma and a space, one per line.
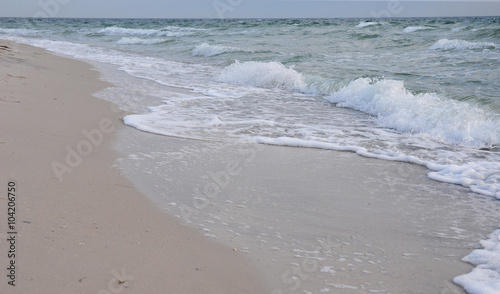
1, 0, 499, 18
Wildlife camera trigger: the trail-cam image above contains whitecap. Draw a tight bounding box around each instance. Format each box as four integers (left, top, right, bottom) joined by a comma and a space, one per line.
403, 26, 432, 33
98, 26, 194, 37
0, 28, 42, 36
192, 43, 242, 57
117, 37, 172, 45
355, 21, 379, 28
219, 61, 308, 91
429, 39, 497, 50
98, 26, 160, 36
326, 78, 500, 147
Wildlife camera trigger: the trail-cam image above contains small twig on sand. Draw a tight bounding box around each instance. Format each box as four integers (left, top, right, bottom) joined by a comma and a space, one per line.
115, 183, 135, 189
0, 99, 21, 103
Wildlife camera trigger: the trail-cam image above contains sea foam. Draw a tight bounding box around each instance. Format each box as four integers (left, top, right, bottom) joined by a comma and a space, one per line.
98, 26, 160, 36
326, 78, 500, 147
0, 28, 41, 36
219, 61, 308, 91
192, 43, 242, 57
430, 39, 497, 50
403, 26, 432, 33
98, 26, 194, 37
117, 37, 172, 45
454, 229, 500, 294
356, 21, 379, 28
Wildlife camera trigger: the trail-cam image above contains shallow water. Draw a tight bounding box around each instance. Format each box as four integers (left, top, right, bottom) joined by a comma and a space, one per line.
112, 124, 500, 294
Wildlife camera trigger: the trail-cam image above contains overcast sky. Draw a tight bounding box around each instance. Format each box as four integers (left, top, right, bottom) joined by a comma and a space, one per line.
1, 0, 499, 19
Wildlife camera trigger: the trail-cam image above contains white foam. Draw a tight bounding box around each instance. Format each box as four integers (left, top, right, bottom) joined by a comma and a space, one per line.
429, 39, 497, 50
192, 43, 242, 57
98, 26, 193, 37
428, 162, 500, 198
122, 100, 226, 141
320, 266, 336, 274
254, 136, 500, 200
219, 61, 308, 91
117, 37, 172, 45
326, 78, 500, 147
161, 30, 194, 38
98, 26, 160, 36
0, 28, 41, 36
163, 25, 207, 33
403, 26, 432, 33
454, 229, 500, 294
356, 22, 379, 28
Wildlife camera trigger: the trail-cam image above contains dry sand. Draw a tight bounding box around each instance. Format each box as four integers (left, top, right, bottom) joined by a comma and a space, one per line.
0, 40, 268, 293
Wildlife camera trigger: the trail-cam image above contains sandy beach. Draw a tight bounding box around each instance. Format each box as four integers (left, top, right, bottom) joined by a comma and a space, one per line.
0, 40, 268, 293
2, 37, 500, 294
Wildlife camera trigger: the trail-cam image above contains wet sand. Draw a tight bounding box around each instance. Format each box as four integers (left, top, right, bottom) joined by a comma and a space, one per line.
113, 123, 500, 294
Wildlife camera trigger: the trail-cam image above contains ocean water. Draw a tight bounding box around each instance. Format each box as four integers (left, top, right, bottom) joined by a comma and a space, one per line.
1, 17, 500, 293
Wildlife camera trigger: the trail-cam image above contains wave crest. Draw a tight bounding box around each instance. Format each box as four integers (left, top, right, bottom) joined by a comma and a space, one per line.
430, 39, 497, 50
117, 37, 172, 45
219, 61, 308, 91
0, 28, 41, 36
326, 78, 500, 147
403, 26, 432, 33
192, 43, 242, 57
355, 21, 379, 28
98, 26, 193, 37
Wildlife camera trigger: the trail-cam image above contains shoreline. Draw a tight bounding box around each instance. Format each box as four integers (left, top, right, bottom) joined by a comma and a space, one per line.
3, 37, 500, 294
114, 128, 500, 294
0, 40, 269, 293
